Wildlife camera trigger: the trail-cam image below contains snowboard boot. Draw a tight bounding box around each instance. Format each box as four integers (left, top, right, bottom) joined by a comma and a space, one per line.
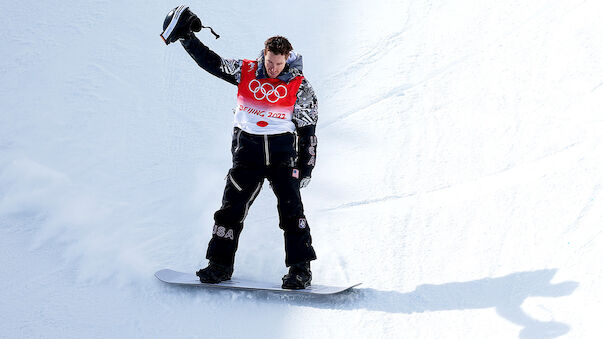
282, 262, 312, 290
196, 262, 233, 283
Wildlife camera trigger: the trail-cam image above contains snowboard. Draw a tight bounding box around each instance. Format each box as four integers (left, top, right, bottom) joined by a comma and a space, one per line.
155, 269, 361, 295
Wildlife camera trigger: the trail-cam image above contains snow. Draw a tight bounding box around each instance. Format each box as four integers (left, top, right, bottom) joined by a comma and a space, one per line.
1, 0, 602, 338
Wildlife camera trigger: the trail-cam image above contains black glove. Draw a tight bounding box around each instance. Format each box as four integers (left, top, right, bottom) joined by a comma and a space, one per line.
160, 6, 202, 45
297, 125, 317, 186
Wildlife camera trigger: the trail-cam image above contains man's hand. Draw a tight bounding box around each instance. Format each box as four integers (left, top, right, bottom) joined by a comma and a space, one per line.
300, 177, 311, 188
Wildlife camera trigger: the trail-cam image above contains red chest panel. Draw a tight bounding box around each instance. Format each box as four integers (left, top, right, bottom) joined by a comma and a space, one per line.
237, 60, 303, 111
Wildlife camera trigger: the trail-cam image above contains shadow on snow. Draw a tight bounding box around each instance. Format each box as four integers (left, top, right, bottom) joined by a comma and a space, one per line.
265, 269, 578, 339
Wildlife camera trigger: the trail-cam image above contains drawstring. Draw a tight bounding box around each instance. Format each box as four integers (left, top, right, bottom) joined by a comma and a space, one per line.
202, 25, 220, 39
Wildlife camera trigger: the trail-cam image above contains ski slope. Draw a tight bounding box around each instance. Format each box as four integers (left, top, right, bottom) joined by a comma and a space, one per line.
1, 0, 602, 338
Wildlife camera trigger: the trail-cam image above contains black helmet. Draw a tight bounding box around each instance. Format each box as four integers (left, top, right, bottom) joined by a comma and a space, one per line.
162, 7, 177, 31
160, 6, 219, 45
160, 5, 202, 45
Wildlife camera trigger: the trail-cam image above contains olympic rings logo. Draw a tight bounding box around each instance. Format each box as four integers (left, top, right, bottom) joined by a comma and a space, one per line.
248, 79, 288, 103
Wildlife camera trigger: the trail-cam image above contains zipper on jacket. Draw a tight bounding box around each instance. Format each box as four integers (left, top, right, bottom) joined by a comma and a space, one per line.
264, 134, 270, 166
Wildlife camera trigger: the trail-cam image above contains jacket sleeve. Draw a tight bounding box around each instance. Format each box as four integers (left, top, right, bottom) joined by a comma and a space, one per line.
180, 34, 242, 86
294, 78, 318, 178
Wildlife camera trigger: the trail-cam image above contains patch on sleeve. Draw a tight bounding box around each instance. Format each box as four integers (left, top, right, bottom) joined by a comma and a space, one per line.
298, 218, 307, 229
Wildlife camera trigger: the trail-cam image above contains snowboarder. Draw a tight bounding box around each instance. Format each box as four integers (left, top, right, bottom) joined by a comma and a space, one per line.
161, 6, 318, 289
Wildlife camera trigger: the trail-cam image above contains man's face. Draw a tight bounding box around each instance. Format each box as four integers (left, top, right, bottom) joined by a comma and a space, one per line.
264, 50, 288, 78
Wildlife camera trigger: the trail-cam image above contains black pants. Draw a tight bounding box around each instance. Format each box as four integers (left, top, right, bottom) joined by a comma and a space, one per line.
206, 128, 317, 267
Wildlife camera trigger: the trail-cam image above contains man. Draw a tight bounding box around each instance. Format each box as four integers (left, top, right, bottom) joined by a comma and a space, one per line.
161, 6, 318, 289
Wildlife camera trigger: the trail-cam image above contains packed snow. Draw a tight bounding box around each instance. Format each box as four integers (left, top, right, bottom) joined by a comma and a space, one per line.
1, 0, 602, 338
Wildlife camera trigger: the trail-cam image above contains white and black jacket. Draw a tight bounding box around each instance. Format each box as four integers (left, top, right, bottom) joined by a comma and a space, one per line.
180, 35, 318, 178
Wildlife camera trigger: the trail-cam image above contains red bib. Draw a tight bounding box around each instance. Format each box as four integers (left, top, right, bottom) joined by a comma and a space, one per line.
234, 60, 303, 134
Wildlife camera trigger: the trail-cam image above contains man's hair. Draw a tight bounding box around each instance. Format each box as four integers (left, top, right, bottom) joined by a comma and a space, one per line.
264, 36, 293, 56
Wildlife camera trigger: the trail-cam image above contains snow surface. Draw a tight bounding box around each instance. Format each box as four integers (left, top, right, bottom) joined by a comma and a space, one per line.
1, 0, 602, 338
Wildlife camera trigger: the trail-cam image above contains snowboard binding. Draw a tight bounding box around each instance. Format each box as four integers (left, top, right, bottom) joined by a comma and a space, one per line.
282, 262, 312, 290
